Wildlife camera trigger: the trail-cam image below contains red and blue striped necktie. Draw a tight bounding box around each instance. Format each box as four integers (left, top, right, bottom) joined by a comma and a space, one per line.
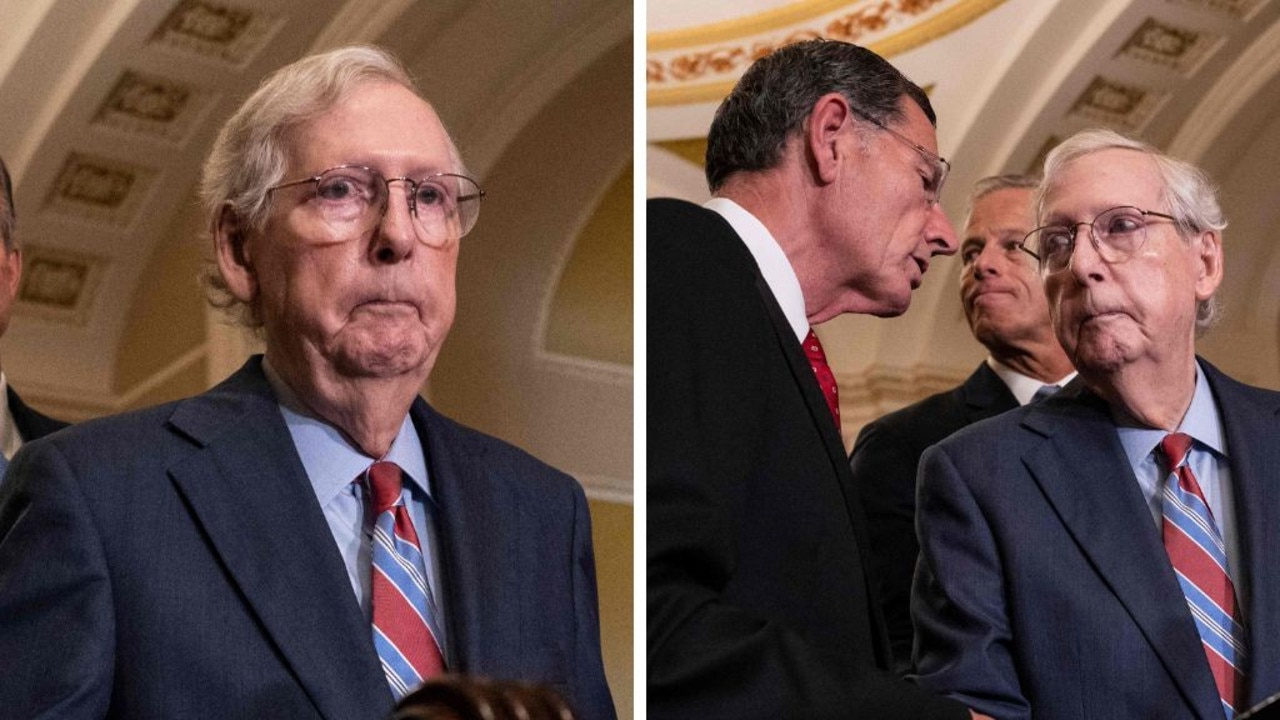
366, 461, 445, 699
1158, 433, 1247, 718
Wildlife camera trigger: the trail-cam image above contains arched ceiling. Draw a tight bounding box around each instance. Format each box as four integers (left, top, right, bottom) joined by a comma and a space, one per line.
0, 0, 633, 409
648, 0, 1280, 395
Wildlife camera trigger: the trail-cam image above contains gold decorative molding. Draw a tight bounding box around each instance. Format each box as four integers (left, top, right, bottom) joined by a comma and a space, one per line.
648, 0, 1006, 107
43, 153, 158, 228
649, 0, 865, 51
93, 70, 215, 143
1167, 0, 1270, 21
1068, 76, 1168, 133
16, 245, 106, 326
1117, 17, 1222, 76
149, 0, 281, 67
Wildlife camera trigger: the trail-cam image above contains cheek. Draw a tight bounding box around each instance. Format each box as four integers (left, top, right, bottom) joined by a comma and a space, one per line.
422, 254, 459, 330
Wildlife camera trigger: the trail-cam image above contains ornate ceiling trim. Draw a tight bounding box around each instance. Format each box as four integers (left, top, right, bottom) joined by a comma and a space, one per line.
647, 0, 1005, 106
648, 0, 856, 51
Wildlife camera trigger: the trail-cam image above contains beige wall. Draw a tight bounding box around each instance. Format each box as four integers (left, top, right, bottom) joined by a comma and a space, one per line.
590, 499, 634, 718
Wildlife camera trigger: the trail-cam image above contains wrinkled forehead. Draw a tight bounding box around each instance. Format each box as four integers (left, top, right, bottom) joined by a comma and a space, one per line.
1041, 148, 1165, 222
285, 80, 465, 176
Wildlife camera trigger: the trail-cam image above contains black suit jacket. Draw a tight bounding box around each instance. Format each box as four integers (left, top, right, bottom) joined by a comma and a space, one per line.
848, 362, 1017, 671
913, 360, 1280, 719
0, 356, 614, 720
647, 198, 966, 720
8, 385, 68, 442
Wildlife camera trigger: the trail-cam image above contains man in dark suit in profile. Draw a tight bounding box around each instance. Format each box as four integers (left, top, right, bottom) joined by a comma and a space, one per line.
848, 174, 1073, 671
913, 129, 1280, 719
0, 158, 68, 470
0, 46, 613, 720
648, 39, 987, 720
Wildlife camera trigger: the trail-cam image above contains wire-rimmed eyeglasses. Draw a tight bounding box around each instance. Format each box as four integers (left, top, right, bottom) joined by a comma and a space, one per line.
268, 165, 485, 245
849, 105, 950, 205
1019, 205, 1177, 274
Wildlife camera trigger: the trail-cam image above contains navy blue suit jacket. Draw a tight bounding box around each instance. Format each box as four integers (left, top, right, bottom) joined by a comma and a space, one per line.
0, 357, 614, 720
647, 199, 966, 720
913, 359, 1280, 720
849, 362, 1017, 672
8, 385, 69, 442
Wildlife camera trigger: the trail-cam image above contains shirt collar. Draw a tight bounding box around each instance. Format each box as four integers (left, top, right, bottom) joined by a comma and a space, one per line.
262, 356, 431, 505
704, 197, 809, 342
986, 356, 1077, 406
1116, 359, 1227, 471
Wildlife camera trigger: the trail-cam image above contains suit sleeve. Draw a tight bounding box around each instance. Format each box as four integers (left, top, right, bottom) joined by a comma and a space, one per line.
0, 441, 114, 718
567, 481, 619, 720
647, 203, 966, 720
912, 442, 1029, 720
849, 418, 924, 675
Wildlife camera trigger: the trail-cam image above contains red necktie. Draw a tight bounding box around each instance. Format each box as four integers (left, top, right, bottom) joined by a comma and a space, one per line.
1157, 434, 1247, 717
367, 461, 446, 699
803, 329, 840, 427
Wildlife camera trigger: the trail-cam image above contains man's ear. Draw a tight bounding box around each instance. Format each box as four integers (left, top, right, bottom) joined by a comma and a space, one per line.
805, 92, 853, 185
1193, 229, 1224, 302
213, 204, 257, 303
0, 246, 22, 305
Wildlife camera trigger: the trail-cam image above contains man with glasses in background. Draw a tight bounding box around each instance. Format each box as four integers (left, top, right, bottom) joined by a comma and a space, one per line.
0, 46, 614, 720
912, 129, 1280, 719
649, 39, 984, 719
0, 159, 68, 478
849, 174, 1074, 674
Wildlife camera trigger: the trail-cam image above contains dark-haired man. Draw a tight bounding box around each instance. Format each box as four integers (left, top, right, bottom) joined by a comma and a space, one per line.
649, 39, 981, 719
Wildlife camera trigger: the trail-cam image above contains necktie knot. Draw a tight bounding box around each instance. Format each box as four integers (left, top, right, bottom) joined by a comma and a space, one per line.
367, 461, 405, 514
1159, 432, 1194, 472
1030, 384, 1060, 404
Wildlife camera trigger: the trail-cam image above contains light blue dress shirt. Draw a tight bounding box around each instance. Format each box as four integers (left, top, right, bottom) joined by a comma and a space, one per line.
1115, 360, 1242, 601
263, 361, 447, 653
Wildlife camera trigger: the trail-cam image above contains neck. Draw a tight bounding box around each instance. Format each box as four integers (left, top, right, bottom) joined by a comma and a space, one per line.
1086, 355, 1198, 431
990, 337, 1074, 384
265, 351, 423, 458
718, 173, 836, 323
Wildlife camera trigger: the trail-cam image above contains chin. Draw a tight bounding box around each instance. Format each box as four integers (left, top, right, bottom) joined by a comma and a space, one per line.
333, 335, 433, 380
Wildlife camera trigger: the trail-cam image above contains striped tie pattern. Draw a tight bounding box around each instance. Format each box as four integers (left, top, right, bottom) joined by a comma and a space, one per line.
1158, 433, 1247, 718
367, 461, 445, 700
803, 329, 840, 426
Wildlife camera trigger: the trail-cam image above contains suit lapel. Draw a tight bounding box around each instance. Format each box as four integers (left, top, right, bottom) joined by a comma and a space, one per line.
414, 400, 520, 676
1202, 361, 1280, 703
752, 273, 850, 477
750, 270, 895, 662
1021, 392, 1222, 719
166, 359, 390, 720
959, 362, 1018, 424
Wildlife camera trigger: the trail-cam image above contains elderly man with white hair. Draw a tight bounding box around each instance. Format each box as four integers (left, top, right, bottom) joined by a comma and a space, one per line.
0, 46, 614, 720
912, 128, 1280, 720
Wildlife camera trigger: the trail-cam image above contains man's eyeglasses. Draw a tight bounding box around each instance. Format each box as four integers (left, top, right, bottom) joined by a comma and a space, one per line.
1019, 205, 1178, 274
850, 106, 950, 205
268, 165, 485, 245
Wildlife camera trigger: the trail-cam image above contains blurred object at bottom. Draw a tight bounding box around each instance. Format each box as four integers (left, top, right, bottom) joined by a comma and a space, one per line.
392, 675, 578, 720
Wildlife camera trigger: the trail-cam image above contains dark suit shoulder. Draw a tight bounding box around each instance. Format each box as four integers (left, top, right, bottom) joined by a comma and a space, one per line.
7, 387, 69, 441
1199, 357, 1280, 407
648, 198, 758, 281
413, 400, 583, 501
856, 385, 969, 452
